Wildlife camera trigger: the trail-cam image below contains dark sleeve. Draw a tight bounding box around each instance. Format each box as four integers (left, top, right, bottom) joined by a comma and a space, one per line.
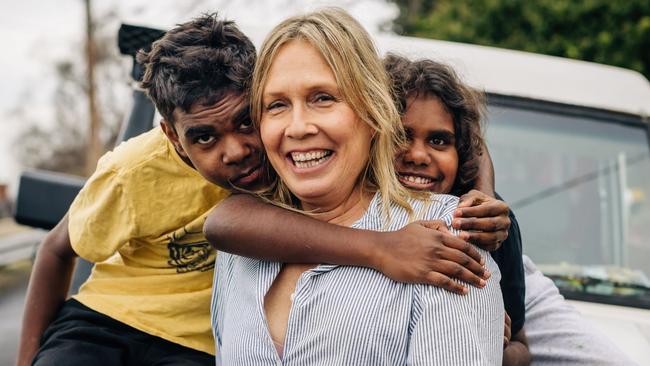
489, 192, 526, 335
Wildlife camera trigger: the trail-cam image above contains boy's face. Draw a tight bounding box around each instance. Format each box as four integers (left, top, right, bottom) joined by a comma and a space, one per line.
395, 95, 458, 194
161, 93, 265, 191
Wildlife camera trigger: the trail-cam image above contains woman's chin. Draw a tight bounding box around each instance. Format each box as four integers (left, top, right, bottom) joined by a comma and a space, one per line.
286, 180, 357, 210
287, 185, 331, 203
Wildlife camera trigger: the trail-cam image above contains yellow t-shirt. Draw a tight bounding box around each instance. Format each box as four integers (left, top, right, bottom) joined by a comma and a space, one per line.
68, 128, 229, 355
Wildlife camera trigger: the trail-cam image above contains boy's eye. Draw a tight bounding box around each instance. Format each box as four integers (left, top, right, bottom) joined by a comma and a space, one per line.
196, 135, 216, 145
239, 120, 253, 131
404, 129, 414, 141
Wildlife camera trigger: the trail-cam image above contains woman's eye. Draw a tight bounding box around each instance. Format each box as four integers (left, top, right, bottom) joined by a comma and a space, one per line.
196, 135, 216, 145
314, 93, 335, 103
266, 101, 285, 112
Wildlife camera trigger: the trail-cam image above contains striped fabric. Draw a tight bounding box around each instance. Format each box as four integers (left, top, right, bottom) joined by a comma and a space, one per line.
211, 193, 503, 365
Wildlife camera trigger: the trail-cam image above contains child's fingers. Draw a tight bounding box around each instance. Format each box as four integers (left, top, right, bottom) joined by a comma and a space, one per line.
455, 199, 510, 219
452, 216, 510, 233
414, 219, 448, 231
439, 247, 489, 282
504, 312, 512, 347
463, 231, 508, 251
457, 189, 493, 209
424, 272, 468, 295
439, 232, 484, 265
456, 194, 481, 210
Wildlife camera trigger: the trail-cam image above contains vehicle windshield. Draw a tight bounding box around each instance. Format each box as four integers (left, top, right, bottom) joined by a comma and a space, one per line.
486, 102, 650, 308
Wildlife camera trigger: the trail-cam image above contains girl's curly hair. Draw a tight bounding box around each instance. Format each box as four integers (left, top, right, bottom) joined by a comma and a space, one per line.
384, 53, 486, 195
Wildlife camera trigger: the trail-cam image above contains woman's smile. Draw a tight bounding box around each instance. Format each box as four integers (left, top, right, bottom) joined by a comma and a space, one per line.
288, 149, 334, 170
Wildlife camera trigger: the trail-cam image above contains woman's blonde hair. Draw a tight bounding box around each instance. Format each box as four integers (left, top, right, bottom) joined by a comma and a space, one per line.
251, 7, 416, 217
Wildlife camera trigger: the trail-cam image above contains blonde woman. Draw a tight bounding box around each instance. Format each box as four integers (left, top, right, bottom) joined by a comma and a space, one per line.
211, 8, 503, 365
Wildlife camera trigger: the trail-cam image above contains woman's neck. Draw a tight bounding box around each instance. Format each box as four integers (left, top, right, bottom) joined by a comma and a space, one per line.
301, 185, 372, 226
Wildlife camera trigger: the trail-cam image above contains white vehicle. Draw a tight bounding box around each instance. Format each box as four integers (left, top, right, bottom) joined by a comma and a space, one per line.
19, 21, 644, 364
138, 23, 650, 363
373, 34, 650, 364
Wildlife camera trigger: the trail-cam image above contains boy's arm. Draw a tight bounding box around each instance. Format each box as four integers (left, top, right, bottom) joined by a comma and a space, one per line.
16, 215, 77, 366
205, 194, 489, 294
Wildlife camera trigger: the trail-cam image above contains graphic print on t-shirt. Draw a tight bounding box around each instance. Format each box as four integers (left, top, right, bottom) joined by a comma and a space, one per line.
167, 217, 215, 273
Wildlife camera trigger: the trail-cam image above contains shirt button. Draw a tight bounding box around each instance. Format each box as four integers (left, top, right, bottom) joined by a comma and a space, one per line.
290, 292, 296, 302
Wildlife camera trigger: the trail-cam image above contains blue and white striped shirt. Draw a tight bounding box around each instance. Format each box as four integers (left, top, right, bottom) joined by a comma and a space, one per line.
211, 193, 503, 365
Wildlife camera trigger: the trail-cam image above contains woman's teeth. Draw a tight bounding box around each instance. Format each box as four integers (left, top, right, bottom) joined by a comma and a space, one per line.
291, 150, 332, 169
402, 175, 432, 185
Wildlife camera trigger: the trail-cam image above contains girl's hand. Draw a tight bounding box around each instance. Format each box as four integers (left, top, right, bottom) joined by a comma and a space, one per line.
452, 189, 511, 251
504, 311, 512, 348
373, 220, 490, 294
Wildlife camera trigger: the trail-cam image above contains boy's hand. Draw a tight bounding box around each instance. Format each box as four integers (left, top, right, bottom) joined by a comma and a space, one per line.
452, 189, 511, 251
373, 220, 490, 295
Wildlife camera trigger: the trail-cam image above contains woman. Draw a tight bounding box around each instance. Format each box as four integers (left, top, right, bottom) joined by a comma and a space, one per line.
211, 8, 503, 365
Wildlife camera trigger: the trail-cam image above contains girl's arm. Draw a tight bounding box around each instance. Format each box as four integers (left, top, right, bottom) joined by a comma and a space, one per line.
453, 145, 510, 251
472, 144, 496, 197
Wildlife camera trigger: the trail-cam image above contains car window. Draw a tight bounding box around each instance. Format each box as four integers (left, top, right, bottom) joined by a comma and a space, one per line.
486, 103, 650, 307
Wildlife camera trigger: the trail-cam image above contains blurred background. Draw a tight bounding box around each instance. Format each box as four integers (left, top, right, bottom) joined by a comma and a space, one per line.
1, 0, 649, 364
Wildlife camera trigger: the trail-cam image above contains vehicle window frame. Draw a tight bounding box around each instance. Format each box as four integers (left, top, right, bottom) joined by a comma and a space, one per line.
486, 93, 650, 309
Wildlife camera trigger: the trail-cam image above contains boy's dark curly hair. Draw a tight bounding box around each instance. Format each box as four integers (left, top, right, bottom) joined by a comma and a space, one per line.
384, 53, 486, 196
137, 13, 256, 123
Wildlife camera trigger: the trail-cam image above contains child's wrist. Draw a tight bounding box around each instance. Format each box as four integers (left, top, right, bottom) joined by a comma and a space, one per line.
362, 230, 387, 271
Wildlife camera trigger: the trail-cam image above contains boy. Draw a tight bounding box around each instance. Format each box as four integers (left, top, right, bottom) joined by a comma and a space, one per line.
17, 14, 259, 366
17, 14, 506, 366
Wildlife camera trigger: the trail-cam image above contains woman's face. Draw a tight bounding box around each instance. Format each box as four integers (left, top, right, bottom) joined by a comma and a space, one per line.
394, 95, 458, 194
260, 39, 373, 210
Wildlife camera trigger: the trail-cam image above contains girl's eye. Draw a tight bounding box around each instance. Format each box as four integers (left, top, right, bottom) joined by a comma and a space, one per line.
429, 138, 446, 146
196, 135, 216, 145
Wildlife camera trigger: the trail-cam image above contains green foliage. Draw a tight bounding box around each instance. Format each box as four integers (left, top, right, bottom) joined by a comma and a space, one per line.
392, 0, 650, 79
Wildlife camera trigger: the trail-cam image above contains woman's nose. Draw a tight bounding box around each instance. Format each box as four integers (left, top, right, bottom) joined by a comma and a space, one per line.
284, 105, 318, 139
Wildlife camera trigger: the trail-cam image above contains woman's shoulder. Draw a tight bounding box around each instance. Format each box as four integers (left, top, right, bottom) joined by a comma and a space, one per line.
409, 192, 459, 207
358, 192, 460, 231
405, 193, 459, 221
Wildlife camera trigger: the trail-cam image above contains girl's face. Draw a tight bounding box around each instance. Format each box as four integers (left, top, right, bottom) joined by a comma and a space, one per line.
395, 95, 458, 194
260, 39, 373, 211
